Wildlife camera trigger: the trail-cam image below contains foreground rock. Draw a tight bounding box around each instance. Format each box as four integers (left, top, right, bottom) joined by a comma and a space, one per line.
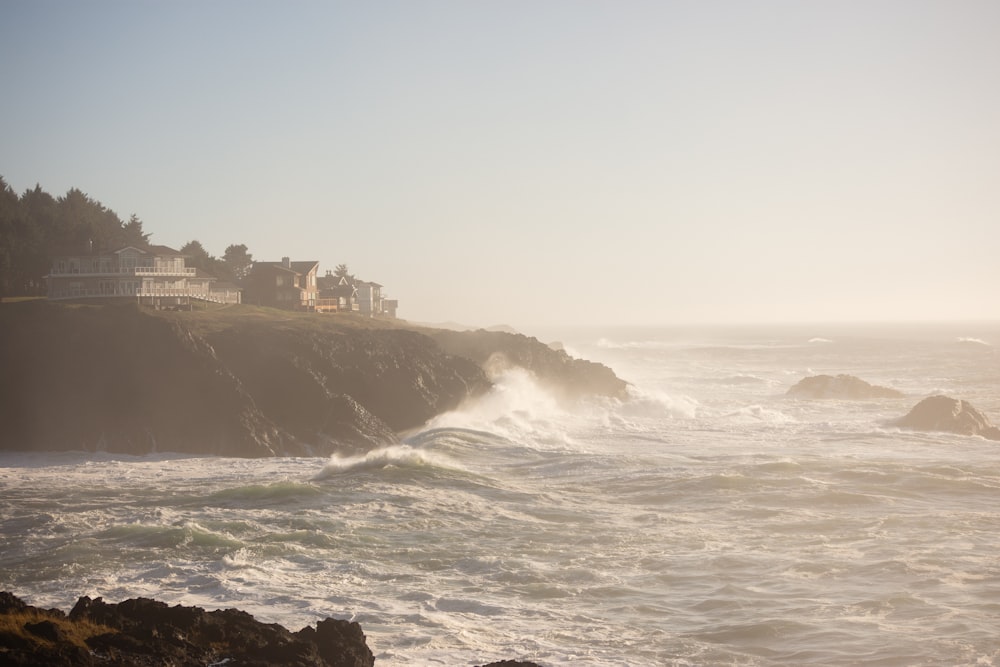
895, 395, 1000, 440
787, 374, 904, 399
0, 592, 373, 667
0, 302, 626, 457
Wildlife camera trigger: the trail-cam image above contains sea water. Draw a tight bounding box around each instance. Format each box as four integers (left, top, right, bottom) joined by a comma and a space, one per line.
2, 323, 999, 666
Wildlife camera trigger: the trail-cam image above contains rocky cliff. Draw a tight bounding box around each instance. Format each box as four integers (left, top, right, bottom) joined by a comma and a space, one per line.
0, 301, 626, 457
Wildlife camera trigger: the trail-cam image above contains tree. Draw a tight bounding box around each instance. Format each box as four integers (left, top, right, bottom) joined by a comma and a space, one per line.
121, 214, 151, 247
0, 177, 20, 297
334, 264, 354, 281
222, 244, 253, 282
56, 188, 124, 252
180, 240, 213, 270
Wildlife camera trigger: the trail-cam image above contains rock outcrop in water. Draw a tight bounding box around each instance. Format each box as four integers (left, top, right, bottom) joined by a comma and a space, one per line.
895, 395, 1000, 440
787, 374, 904, 399
430, 328, 628, 402
0, 301, 626, 457
0, 591, 374, 666
0, 592, 545, 667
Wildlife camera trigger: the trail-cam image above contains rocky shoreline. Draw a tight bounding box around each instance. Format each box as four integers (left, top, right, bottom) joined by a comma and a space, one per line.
0, 592, 543, 667
0, 301, 628, 457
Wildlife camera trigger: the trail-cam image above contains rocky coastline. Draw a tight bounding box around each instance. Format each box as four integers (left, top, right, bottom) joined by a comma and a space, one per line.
0, 592, 543, 667
0, 300, 627, 457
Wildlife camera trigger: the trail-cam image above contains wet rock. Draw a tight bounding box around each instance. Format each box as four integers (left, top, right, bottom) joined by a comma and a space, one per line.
0, 593, 374, 667
896, 395, 1000, 440
430, 328, 629, 401
787, 374, 904, 399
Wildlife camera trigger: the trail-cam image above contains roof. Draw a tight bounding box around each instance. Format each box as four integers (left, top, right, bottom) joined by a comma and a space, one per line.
112, 244, 183, 256
254, 260, 319, 275
146, 244, 183, 256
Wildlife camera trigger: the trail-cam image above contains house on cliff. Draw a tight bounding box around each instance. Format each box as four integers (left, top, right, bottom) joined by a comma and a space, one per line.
316, 271, 358, 313
46, 245, 241, 306
245, 257, 319, 310
315, 271, 398, 318
355, 280, 397, 318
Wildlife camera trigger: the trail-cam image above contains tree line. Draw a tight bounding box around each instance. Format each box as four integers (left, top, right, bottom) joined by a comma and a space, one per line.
0, 177, 253, 298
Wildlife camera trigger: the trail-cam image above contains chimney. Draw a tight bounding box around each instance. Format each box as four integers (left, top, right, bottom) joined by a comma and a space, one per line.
282, 256, 291, 268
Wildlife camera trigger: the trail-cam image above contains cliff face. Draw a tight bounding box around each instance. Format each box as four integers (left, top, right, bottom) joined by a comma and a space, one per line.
429, 329, 629, 401
0, 302, 625, 457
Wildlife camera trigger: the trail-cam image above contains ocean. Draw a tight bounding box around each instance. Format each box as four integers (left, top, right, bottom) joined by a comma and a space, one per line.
2, 323, 998, 666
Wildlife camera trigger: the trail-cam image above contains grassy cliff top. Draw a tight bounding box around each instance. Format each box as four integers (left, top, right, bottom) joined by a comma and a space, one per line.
1, 299, 427, 337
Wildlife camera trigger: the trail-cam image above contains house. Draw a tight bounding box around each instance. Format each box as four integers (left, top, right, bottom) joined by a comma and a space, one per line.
315, 271, 358, 313
46, 245, 241, 306
245, 257, 319, 310
354, 279, 398, 318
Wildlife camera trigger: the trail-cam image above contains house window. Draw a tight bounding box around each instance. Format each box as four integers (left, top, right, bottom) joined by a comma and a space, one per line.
276, 275, 285, 287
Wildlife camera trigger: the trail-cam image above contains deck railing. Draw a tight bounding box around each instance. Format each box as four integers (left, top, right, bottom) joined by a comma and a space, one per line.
47, 288, 239, 304
49, 267, 197, 277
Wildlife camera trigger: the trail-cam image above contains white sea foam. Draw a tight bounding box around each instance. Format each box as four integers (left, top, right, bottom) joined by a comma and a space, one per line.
621, 385, 700, 420
957, 337, 992, 346
809, 337, 834, 344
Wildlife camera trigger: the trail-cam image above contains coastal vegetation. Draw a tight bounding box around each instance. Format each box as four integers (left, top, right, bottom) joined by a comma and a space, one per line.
0, 177, 254, 298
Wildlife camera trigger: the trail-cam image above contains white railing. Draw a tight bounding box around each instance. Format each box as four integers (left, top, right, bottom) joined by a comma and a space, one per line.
49, 267, 197, 277
135, 267, 197, 276
47, 288, 239, 304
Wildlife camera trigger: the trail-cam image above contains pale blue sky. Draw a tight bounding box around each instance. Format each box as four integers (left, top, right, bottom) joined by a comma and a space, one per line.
3, 1, 998, 327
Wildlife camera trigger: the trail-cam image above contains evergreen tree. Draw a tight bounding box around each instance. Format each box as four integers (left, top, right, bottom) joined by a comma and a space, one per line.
122, 214, 151, 247
334, 264, 354, 281
222, 243, 253, 282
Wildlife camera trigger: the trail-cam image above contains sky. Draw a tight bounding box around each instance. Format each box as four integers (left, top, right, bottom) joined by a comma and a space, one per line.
2, 0, 998, 328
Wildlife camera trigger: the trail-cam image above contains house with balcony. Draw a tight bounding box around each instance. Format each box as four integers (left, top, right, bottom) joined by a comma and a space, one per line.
314, 271, 358, 313
244, 257, 319, 310
355, 280, 398, 318
46, 245, 241, 306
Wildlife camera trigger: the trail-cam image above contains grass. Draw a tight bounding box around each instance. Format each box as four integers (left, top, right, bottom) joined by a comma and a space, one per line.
153, 302, 423, 336
0, 297, 437, 338
0, 608, 116, 649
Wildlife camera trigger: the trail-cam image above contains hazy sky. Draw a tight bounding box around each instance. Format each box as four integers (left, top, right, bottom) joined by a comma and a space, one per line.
2, 1, 998, 327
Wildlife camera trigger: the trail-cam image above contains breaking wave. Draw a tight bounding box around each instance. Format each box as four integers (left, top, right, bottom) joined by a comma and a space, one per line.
313, 445, 465, 479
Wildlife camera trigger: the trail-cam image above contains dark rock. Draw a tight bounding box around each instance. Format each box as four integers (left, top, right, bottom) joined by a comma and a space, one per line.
430, 328, 629, 402
476, 662, 546, 667
787, 374, 904, 399
24, 619, 66, 643
0, 590, 30, 613
896, 395, 1000, 440
13, 593, 377, 667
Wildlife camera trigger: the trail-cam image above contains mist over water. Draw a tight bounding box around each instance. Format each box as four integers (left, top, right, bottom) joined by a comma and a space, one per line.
2, 323, 999, 665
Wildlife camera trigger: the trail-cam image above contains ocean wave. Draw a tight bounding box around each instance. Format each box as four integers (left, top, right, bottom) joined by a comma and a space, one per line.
312, 445, 466, 479
723, 404, 797, 424
206, 481, 323, 505
621, 386, 700, 420
957, 337, 992, 346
